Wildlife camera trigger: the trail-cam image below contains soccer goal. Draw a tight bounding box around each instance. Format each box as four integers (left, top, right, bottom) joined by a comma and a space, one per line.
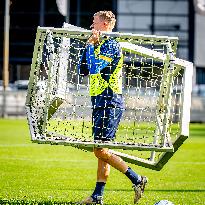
26, 24, 193, 170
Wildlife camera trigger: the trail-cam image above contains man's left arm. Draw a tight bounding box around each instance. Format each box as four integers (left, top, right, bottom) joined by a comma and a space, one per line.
86, 40, 118, 74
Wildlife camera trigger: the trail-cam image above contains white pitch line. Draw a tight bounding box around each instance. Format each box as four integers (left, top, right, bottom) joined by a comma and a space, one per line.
0, 144, 41, 147
172, 162, 205, 165
0, 156, 93, 163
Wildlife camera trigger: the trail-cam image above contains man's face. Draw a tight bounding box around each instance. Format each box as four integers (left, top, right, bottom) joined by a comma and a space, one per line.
90, 15, 107, 31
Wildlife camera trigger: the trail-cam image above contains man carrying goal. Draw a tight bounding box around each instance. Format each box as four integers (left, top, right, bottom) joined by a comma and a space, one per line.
78, 10, 148, 204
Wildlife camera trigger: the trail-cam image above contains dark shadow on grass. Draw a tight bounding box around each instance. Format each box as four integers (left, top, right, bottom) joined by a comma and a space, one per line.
63, 188, 205, 193
0, 199, 121, 205
1, 190, 204, 204
0, 199, 79, 205
146, 189, 205, 192
106, 189, 205, 193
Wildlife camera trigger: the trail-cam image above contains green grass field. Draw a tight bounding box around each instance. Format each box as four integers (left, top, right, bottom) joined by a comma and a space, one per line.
0, 119, 204, 204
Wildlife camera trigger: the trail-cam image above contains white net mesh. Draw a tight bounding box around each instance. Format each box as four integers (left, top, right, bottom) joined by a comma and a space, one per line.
26, 26, 183, 150
26, 26, 188, 156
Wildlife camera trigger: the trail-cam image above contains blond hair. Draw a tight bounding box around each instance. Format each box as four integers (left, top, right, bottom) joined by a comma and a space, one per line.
94, 11, 116, 28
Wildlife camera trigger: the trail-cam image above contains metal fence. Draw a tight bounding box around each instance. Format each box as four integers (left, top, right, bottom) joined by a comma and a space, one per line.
0, 91, 27, 116
0, 90, 205, 122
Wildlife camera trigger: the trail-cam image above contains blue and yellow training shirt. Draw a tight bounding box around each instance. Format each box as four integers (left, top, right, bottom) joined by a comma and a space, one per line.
79, 38, 124, 109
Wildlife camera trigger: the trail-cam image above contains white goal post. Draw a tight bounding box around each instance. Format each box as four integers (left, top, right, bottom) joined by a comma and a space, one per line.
26, 24, 193, 170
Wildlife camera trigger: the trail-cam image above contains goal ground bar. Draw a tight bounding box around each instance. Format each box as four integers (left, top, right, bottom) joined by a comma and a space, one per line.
111, 134, 188, 171
32, 133, 174, 152
31, 134, 187, 171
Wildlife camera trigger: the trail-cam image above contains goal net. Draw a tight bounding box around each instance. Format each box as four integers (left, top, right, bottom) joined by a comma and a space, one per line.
26, 24, 193, 170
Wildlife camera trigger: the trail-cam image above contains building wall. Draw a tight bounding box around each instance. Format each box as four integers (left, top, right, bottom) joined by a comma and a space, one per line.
117, 0, 190, 60
195, 14, 205, 67
194, 13, 205, 86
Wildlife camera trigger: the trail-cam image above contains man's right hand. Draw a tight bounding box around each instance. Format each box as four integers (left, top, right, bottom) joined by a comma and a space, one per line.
87, 29, 101, 45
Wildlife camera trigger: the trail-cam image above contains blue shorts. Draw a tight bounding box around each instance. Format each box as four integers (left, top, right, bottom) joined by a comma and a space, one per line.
92, 107, 123, 141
